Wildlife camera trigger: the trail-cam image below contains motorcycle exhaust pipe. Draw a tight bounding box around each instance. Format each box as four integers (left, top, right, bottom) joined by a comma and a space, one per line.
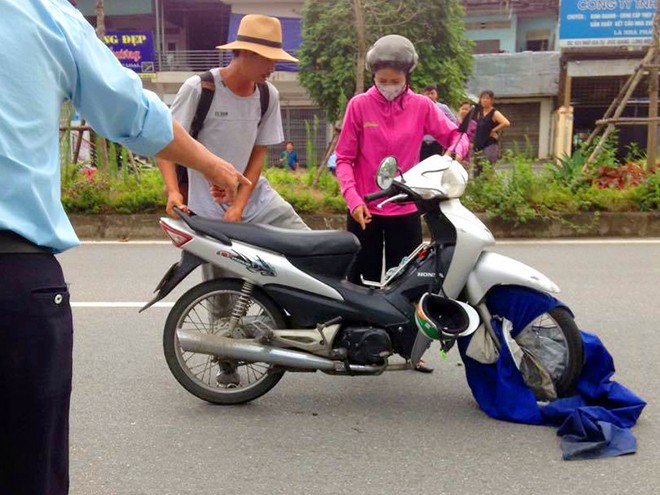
177, 329, 338, 371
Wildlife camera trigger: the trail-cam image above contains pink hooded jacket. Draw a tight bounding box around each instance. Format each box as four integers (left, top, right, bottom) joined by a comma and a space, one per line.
335, 86, 469, 216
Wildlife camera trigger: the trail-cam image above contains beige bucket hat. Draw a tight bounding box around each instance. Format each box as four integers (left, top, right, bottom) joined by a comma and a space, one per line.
216, 14, 299, 63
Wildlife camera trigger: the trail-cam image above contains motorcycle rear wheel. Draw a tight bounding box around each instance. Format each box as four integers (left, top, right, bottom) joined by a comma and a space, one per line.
163, 279, 286, 405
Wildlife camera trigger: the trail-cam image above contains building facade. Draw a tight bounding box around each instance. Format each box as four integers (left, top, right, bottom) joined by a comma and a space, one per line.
75, 0, 657, 162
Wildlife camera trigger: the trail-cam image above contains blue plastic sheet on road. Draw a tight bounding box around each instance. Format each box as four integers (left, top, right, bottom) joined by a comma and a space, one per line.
457, 286, 646, 460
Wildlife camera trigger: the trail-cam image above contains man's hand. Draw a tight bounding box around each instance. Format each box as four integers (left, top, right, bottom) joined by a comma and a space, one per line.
210, 184, 228, 204
223, 205, 244, 223
205, 159, 250, 204
166, 191, 189, 218
351, 204, 372, 230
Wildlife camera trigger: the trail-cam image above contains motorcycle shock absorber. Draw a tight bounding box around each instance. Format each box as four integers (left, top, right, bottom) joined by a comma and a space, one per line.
226, 280, 255, 336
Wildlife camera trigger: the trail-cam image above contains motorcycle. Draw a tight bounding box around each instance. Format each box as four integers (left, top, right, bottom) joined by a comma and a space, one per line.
143, 153, 583, 405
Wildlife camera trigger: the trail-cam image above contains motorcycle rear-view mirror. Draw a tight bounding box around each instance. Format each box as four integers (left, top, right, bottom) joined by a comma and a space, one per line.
376, 156, 399, 190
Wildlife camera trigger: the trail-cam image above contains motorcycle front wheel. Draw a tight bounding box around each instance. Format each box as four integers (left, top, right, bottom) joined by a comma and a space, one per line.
505, 307, 583, 400
163, 279, 286, 405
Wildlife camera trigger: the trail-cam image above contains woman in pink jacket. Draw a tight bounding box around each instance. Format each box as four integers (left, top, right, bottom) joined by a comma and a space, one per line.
336, 35, 469, 287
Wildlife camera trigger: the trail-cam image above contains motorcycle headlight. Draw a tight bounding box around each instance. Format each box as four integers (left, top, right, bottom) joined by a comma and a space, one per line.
376, 156, 398, 190
440, 161, 468, 198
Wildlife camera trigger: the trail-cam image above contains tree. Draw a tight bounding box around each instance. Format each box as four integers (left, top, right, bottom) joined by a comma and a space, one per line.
95, 0, 106, 38
93, 0, 109, 169
298, 0, 474, 124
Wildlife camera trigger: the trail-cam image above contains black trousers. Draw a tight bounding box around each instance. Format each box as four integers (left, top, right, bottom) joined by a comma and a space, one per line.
0, 254, 72, 495
347, 212, 423, 284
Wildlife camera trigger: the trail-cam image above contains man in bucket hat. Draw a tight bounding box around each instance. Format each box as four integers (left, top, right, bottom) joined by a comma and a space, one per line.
157, 14, 308, 386
158, 14, 306, 229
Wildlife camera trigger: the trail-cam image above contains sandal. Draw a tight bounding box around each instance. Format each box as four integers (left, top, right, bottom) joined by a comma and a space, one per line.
414, 360, 434, 373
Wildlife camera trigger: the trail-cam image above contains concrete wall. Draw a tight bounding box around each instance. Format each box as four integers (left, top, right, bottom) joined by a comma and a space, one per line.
223, 0, 302, 18
516, 17, 558, 51
465, 14, 518, 53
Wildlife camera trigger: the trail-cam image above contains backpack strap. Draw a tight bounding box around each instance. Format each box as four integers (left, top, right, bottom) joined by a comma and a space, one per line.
189, 70, 216, 139
176, 71, 216, 194
257, 82, 270, 126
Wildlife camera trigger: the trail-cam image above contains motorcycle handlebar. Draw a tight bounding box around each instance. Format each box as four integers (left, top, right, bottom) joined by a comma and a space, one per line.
364, 187, 393, 203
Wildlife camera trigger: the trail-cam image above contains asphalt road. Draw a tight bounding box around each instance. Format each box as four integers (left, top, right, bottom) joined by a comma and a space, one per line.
57, 240, 660, 495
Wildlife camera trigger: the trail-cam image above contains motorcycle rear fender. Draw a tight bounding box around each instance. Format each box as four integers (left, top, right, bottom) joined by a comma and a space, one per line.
140, 251, 205, 312
465, 251, 560, 306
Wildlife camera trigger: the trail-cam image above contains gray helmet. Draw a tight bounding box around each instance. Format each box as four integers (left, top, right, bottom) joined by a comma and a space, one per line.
365, 35, 418, 74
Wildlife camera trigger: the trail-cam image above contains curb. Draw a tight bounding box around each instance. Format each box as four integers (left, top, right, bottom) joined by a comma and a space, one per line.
69, 212, 660, 240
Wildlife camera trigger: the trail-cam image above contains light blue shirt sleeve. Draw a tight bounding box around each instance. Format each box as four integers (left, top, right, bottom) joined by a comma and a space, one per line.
0, 0, 174, 252
60, 6, 173, 156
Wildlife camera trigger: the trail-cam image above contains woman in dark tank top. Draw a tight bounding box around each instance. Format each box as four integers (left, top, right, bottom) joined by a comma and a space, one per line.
473, 90, 510, 175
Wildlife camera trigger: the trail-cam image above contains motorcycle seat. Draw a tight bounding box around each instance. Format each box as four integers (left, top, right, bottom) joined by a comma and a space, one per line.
182, 213, 361, 257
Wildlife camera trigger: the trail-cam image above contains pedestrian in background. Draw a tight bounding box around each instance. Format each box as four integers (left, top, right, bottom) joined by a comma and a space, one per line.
473, 90, 510, 176
420, 84, 458, 161
457, 100, 477, 161
0, 1, 247, 493
279, 140, 299, 171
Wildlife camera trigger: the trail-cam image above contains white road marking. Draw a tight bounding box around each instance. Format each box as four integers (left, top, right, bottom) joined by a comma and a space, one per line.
496, 239, 660, 245
81, 238, 660, 246
71, 302, 174, 308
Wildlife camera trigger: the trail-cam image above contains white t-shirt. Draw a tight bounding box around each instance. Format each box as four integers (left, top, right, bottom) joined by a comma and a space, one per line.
169, 68, 284, 221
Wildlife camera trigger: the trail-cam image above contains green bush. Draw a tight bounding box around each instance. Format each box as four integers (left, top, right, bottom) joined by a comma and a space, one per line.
464, 156, 542, 224
61, 167, 165, 214
629, 170, 660, 211
60, 147, 657, 219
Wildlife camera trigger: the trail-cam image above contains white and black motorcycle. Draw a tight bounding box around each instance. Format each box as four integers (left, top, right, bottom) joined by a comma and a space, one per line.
143, 150, 583, 405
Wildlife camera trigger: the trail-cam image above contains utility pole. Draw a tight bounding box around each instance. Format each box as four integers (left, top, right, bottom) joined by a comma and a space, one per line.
95, 0, 106, 39
647, 1, 659, 170
94, 0, 109, 170
353, 0, 366, 95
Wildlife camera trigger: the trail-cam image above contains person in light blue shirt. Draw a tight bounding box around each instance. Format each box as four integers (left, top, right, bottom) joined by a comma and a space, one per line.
0, 1, 248, 493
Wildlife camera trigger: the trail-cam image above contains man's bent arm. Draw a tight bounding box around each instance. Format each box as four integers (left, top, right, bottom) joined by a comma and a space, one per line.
231, 145, 268, 212
156, 120, 250, 203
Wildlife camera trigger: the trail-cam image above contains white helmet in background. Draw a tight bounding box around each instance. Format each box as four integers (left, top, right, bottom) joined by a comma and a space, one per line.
365, 34, 418, 74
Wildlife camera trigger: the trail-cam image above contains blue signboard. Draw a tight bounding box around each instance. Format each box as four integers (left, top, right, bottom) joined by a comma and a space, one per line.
559, 0, 656, 48
103, 31, 156, 78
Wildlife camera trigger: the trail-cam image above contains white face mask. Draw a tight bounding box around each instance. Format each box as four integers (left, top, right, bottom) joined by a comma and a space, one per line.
376, 82, 406, 101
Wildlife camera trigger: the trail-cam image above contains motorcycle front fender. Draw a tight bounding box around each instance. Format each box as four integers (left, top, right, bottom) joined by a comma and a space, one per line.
140, 251, 206, 312
464, 251, 561, 306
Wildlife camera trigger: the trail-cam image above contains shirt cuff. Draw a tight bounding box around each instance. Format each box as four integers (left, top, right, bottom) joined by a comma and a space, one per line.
120, 90, 174, 157
344, 187, 365, 214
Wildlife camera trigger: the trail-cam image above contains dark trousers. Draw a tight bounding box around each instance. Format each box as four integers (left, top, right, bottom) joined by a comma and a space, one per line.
0, 254, 72, 495
347, 212, 422, 284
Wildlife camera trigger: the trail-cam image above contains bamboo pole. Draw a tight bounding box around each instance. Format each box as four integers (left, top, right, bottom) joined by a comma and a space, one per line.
583, 44, 658, 171
312, 126, 341, 188
648, 67, 658, 169
647, 5, 660, 170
